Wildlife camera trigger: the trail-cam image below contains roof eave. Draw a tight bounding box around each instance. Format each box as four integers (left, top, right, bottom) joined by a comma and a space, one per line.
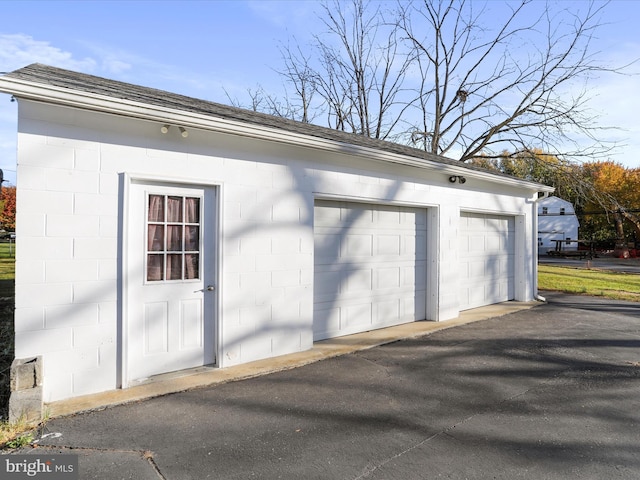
0, 76, 554, 193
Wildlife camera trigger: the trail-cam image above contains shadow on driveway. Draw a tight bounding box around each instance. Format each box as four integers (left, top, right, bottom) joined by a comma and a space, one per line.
10, 293, 640, 480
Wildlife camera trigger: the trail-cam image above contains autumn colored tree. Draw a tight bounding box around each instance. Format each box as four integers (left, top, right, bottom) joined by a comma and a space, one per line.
581, 162, 640, 255
470, 153, 640, 255
0, 186, 16, 232
469, 149, 582, 204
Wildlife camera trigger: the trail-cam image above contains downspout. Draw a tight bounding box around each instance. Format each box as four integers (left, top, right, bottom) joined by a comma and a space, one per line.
533, 191, 552, 302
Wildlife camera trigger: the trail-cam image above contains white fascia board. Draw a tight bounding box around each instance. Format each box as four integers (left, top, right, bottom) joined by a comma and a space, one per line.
0, 77, 554, 193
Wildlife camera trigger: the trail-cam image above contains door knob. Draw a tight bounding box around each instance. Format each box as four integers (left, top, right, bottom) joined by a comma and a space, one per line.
206, 285, 216, 291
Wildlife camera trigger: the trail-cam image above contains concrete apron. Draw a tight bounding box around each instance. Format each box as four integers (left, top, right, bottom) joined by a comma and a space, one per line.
47, 300, 541, 419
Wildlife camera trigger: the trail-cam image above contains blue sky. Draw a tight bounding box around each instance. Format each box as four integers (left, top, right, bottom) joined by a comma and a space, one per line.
1, 0, 639, 186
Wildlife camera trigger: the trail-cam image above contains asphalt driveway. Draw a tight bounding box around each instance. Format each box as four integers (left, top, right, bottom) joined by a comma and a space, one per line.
8, 291, 640, 479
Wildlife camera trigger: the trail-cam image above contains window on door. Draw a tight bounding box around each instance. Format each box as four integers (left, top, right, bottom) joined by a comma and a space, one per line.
146, 194, 201, 282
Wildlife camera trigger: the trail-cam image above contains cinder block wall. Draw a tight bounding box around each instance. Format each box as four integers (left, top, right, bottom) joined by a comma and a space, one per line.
14, 100, 535, 402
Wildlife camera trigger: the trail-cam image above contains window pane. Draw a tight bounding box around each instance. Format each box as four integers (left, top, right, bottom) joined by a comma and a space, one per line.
148, 195, 164, 222
147, 254, 164, 281
167, 225, 183, 251
167, 254, 183, 280
185, 254, 199, 279
146, 193, 204, 282
148, 225, 164, 251
185, 197, 200, 223
185, 226, 199, 251
167, 196, 183, 222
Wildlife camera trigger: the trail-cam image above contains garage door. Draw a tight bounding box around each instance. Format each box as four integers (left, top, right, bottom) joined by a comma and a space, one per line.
459, 212, 515, 311
313, 200, 427, 341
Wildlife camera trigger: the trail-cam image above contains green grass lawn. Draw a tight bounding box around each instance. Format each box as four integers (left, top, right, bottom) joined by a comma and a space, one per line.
0, 242, 15, 298
538, 264, 640, 302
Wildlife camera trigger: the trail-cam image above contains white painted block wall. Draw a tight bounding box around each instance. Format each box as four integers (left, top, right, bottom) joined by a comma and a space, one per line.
14, 100, 538, 402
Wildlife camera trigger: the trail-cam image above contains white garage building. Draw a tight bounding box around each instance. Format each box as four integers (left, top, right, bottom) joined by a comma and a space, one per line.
0, 64, 553, 403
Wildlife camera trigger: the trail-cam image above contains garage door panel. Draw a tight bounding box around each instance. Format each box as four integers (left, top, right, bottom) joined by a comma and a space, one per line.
345, 268, 374, 293
402, 262, 427, 288
468, 235, 486, 251
345, 234, 373, 257
377, 235, 401, 255
377, 209, 401, 224
403, 295, 425, 319
313, 305, 341, 339
314, 267, 343, 297
485, 235, 502, 252
375, 299, 401, 323
344, 302, 373, 328
314, 201, 427, 340
376, 267, 401, 289
314, 233, 341, 264
466, 260, 485, 278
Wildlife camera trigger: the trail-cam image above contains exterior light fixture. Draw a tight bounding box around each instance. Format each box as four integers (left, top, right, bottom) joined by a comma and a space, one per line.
448, 175, 467, 184
160, 124, 188, 137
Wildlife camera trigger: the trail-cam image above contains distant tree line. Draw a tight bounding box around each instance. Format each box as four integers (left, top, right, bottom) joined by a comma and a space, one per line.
470, 151, 640, 255
0, 186, 15, 233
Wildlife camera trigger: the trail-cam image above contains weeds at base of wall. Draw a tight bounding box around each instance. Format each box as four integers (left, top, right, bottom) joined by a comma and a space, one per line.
1, 410, 50, 449
0, 414, 31, 449
5, 432, 34, 449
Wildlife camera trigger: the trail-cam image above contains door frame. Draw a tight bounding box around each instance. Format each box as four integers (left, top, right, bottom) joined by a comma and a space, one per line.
119, 173, 222, 388
311, 194, 440, 328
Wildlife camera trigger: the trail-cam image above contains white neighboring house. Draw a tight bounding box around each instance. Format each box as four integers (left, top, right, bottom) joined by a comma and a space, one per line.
0, 64, 554, 404
537, 196, 580, 255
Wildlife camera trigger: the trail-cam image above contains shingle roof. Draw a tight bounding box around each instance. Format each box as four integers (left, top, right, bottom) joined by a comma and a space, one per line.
0, 63, 518, 179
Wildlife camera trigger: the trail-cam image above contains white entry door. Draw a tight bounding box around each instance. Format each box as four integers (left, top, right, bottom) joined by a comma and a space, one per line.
126, 182, 217, 384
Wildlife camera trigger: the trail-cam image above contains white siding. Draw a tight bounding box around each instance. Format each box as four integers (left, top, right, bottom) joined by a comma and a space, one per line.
537, 196, 580, 254
14, 100, 539, 402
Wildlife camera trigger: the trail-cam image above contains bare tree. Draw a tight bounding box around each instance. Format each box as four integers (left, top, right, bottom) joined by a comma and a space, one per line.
267, 0, 627, 162
231, 1, 627, 166
397, 0, 619, 161
275, 43, 318, 123
278, 0, 414, 141
224, 85, 305, 121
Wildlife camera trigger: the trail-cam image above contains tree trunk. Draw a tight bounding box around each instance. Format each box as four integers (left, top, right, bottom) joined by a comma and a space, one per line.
621, 210, 640, 245
613, 212, 630, 259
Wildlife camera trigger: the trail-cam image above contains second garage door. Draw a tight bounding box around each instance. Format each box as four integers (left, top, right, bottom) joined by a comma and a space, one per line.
459, 212, 515, 311
313, 200, 427, 341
